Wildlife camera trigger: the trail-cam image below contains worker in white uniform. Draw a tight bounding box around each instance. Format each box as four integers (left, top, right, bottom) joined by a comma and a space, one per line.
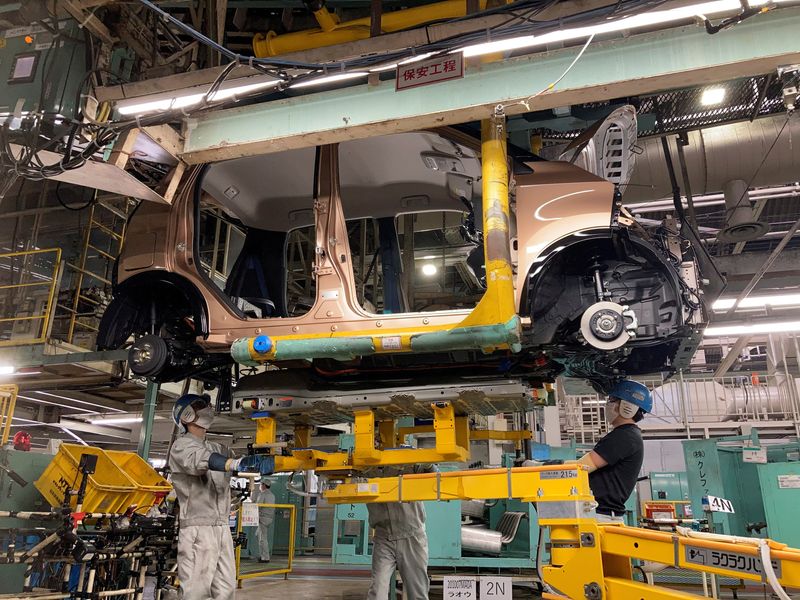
366, 464, 435, 600
169, 394, 273, 600
255, 480, 275, 563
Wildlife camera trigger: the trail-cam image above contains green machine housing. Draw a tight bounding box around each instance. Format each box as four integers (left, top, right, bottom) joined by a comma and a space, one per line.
0, 20, 87, 118
0, 449, 57, 593
683, 431, 800, 547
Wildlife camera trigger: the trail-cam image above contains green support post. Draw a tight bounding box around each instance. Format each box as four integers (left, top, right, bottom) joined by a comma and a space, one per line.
138, 379, 159, 459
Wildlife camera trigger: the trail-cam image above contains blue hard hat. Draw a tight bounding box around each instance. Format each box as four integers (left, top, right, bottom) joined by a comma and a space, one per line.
608, 380, 652, 413
173, 394, 211, 427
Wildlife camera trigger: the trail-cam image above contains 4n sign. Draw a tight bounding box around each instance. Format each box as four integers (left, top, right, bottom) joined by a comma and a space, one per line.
704, 495, 735, 513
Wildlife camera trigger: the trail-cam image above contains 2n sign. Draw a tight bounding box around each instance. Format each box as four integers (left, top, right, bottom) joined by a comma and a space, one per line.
480, 577, 511, 600
704, 495, 735, 514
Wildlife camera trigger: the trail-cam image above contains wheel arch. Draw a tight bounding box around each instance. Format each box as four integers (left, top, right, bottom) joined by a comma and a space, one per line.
96, 271, 209, 350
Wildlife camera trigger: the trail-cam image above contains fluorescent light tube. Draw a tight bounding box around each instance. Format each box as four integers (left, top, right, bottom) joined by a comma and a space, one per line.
712, 293, 800, 311
116, 78, 281, 116
704, 321, 800, 336
369, 53, 436, 73
289, 72, 369, 89
89, 416, 143, 425
458, 0, 775, 58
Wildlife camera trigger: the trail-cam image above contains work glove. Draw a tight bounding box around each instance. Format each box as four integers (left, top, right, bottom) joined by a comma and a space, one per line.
235, 454, 275, 476
208, 453, 275, 475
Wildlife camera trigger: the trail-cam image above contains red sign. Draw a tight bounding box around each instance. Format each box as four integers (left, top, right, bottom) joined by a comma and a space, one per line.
396, 54, 464, 91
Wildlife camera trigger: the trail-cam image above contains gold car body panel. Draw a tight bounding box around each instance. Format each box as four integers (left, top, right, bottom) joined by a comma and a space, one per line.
118, 133, 614, 358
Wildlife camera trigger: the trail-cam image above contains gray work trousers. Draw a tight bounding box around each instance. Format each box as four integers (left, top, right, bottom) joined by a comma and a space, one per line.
177, 525, 236, 600
258, 520, 273, 561
367, 533, 429, 600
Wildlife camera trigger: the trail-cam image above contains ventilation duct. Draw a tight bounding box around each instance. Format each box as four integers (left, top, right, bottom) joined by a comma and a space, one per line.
718, 179, 770, 242
624, 114, 800, 203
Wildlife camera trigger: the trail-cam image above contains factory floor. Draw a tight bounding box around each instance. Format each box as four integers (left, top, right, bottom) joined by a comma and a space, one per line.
231, 557, 783, 600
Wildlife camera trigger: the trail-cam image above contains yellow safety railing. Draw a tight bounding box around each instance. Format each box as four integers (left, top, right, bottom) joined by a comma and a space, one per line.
0, 384, 18, 445
235, 502, 296, 583
0, 248, 62, 347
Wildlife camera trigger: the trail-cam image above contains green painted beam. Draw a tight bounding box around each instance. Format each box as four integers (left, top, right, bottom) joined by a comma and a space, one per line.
182, 8, 800, 164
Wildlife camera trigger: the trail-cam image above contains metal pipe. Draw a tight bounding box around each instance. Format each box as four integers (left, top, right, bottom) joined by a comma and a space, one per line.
626, 185, 800, 213
138, 379, 159, 459
254, 0, 497, 56
461, 525, 503, 554
723, 213, 800, 316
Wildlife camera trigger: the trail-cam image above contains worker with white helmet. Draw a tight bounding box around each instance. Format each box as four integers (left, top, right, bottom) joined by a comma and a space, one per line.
254, 480, 275, 563
169, 394, 273, 600
578, 380, 653, 523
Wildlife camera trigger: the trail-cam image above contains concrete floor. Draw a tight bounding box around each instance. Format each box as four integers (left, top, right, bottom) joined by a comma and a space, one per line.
238, 577, 370, 600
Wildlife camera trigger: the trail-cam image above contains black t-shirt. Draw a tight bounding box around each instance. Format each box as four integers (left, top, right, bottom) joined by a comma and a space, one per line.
588, 424, 643, 514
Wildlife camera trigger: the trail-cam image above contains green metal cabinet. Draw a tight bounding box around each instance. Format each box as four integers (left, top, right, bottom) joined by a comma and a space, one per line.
0, 449, 55, 593
683, 433, 800, 543
650, 472, 690, 501
756, 462, 800, 547
0, 21, 87, 118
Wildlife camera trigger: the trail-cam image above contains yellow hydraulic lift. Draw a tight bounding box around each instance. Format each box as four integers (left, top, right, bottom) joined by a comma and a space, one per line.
252, 399, 800, 598
321, 464, 800, 599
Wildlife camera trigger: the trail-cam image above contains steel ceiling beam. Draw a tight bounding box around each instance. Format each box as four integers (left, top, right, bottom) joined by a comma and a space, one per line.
182, 8, 800, 164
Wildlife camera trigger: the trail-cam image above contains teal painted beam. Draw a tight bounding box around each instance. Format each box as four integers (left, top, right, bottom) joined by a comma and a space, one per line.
183, 9, 800, 164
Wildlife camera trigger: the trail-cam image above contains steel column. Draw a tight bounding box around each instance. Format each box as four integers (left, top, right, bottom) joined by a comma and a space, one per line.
137, 379, 159, 459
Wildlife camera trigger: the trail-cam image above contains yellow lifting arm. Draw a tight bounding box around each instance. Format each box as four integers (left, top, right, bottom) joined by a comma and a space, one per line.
321, 465, 800, 599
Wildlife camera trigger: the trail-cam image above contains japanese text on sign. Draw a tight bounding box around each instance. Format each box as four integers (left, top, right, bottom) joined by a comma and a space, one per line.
685, 546, 781, 577
742, 448, 767, 463
396, 54, 464, 91
444, 577, 476, 600
242, 503, 260, 527
480, 577, 511, 600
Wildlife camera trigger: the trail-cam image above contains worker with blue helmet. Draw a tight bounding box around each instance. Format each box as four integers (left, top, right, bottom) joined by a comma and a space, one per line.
168, 393, 274, 600
578, 380, 652, 523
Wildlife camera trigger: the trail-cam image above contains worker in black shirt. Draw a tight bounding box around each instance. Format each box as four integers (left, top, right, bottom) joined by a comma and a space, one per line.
577, 380, 652, 523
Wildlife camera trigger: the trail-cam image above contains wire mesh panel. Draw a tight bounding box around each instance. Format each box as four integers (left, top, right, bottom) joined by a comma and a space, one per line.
536, 75, 789, 141
0, 248, 61, 347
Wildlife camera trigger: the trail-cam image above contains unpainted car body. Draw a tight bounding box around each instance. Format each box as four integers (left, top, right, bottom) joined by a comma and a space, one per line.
98, 126, 719, 394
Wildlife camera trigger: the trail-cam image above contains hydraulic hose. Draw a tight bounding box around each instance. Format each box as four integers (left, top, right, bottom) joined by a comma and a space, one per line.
759, 539, 792, 600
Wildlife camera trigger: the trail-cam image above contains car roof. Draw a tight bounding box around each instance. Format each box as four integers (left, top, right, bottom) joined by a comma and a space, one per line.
201, 130, 482, 231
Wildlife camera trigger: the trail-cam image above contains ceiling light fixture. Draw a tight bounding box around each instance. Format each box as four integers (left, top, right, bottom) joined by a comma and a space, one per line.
704, 321, 800, 336
458, 0, 780, 58
89, 416, 144, 425
0, 365, 15, 375
421, 263, 438, 276
700, 87, 726, 106
712, 293, 800, 311
289, 72, 369, 89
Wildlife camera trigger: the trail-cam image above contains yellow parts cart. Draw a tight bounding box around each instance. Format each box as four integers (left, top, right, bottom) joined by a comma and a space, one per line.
321, 465, 800, 599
